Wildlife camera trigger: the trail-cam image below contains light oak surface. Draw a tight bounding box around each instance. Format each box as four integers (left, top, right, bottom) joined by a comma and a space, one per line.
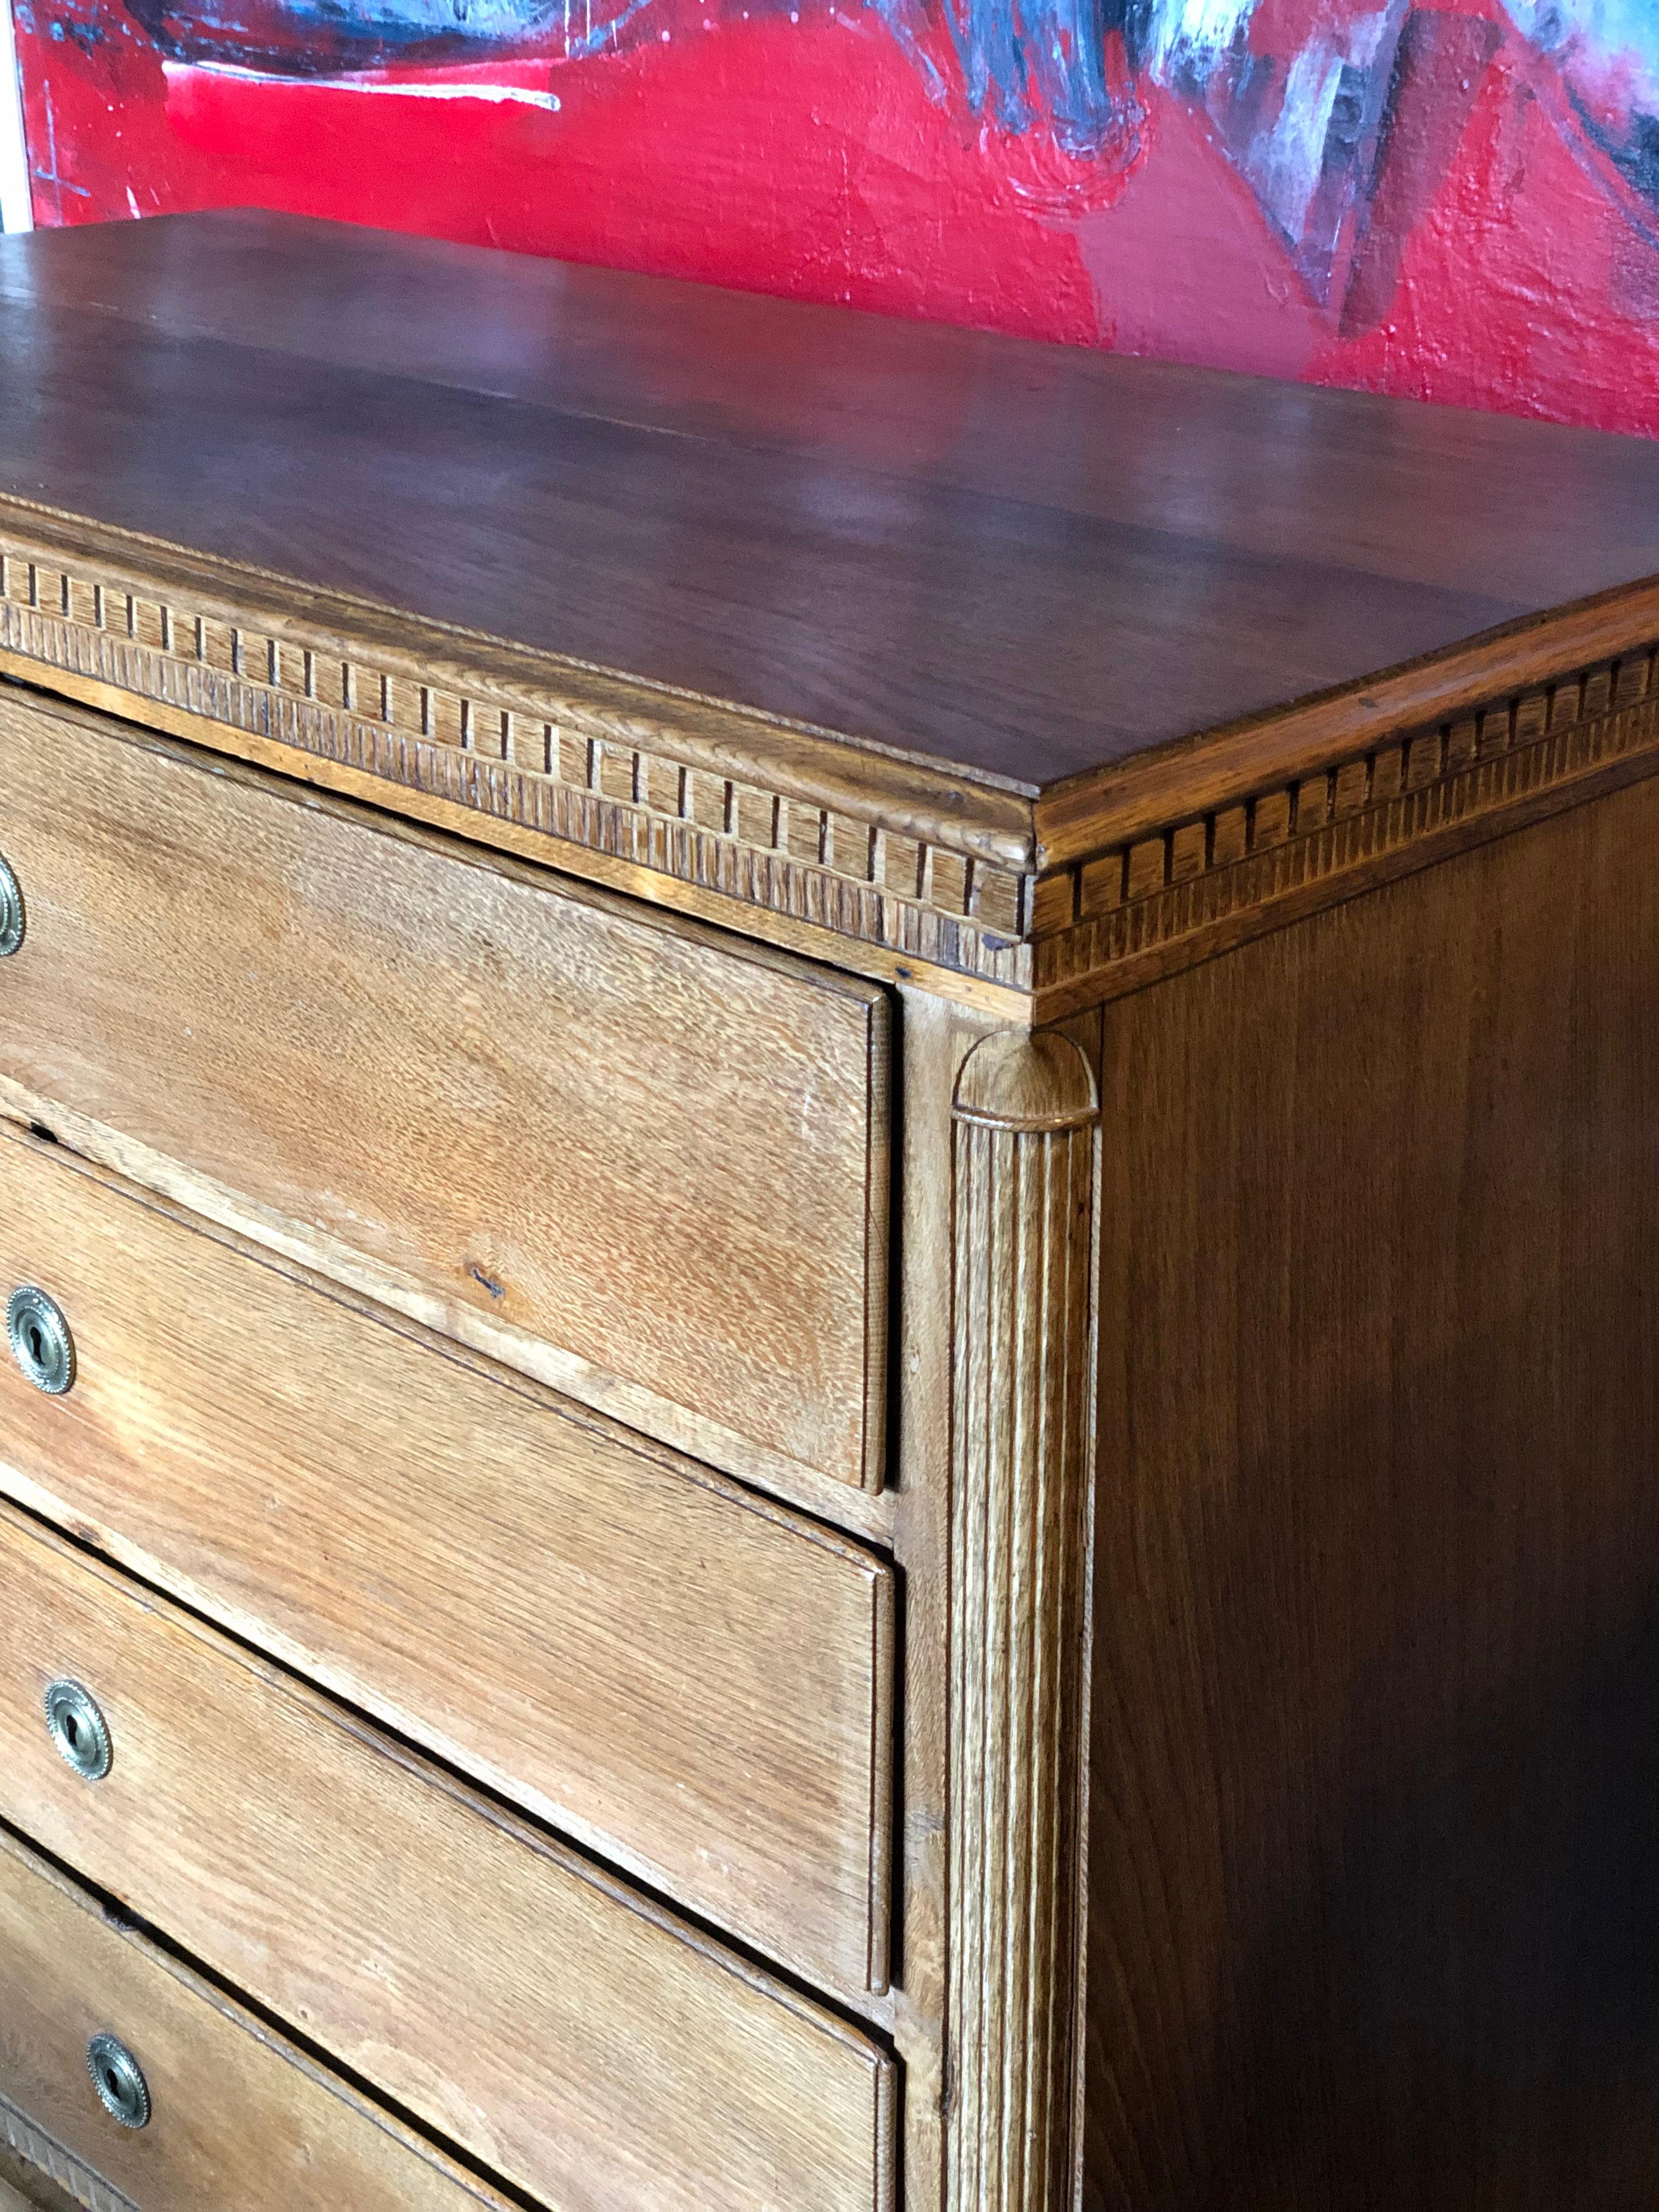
0, 1124, 892, 1996
0, 1498, 894, 2212
0, 1824, 518, 2212
0, 688, 888, 1499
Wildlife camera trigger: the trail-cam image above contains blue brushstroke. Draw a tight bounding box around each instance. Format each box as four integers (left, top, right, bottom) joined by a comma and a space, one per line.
75, 0, 1659, 307
1503, 0, 1659, 209
936, 0, 1124, 153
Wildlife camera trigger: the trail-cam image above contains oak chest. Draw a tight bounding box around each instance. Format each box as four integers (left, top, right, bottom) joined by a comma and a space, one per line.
0, 207, 1656, 2212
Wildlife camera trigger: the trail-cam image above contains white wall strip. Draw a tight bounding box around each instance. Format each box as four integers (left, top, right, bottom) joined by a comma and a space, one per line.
0, 1, 33, 233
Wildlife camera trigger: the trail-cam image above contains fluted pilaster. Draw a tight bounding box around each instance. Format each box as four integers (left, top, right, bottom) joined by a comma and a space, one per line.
948, 1028, 1099, 2212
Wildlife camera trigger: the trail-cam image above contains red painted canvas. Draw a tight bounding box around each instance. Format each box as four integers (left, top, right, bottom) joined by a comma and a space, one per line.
9, 0, 1659, 431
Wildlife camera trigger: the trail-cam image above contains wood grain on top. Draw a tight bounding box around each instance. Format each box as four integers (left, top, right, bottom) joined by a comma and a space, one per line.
3, 208, 1657, 798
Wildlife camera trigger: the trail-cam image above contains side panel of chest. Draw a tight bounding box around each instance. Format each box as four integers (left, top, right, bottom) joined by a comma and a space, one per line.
1085, 776, 1659, 2209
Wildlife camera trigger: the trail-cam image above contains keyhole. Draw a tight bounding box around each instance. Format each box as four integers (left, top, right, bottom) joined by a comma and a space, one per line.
87, 2034, 150, 2129
8, 1288, 74, 1396
46, 1681, 110, 1780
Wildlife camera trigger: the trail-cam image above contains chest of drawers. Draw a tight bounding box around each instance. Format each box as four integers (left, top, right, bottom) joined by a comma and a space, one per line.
0, 207, 1657, 2212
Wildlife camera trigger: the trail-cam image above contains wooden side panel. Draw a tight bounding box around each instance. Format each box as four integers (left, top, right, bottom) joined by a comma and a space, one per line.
0, 1502, 894, 2212
0, 1127, 891, 1999
0, 1826, 517, 2212
0, 691, 888, 1498
1085, 775, 1659, 2208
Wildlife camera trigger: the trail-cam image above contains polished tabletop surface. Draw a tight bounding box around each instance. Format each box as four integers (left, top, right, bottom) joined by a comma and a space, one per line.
2, 208, 1656, 797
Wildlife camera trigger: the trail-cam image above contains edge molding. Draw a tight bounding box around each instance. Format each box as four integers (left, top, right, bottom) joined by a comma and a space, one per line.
0, 2093, 138, 2212
3, 505, 1657, 1014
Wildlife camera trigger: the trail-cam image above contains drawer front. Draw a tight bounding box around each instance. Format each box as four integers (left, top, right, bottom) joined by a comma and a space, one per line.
0, 692, 888, 1497
0, 1824, 516, 2212
0, 1502, 895, 2212
0, 1126, 891, 1996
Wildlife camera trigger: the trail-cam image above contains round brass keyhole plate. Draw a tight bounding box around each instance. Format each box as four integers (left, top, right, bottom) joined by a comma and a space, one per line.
45, 1679, 112, 1781
6, 1285, 74, 1395
87, 2034, 150, 2131
0, 855, 22, 958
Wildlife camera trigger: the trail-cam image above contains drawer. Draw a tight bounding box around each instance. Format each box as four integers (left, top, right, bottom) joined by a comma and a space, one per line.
0, 1500, 896, 2212
0, 691, 889, 1499
0, 1125, 891, 1996
0, 1824, 520, 2212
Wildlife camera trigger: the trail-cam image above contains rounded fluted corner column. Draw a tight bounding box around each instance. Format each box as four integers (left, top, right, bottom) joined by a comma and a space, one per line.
948, 1028, 1099, 2212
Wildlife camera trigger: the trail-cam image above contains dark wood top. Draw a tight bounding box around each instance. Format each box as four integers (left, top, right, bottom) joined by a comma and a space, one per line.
3, 208, 1658, 805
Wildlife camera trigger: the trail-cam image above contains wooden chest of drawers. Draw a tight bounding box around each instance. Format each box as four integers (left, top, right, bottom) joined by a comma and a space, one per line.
0, 207, 1657, 2211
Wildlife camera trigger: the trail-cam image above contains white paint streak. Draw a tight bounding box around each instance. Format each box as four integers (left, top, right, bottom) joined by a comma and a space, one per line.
164, 58, 560, 109
1142, 0, 1258, 83
0, 0, 32, 232
1252, 40, 1347, 239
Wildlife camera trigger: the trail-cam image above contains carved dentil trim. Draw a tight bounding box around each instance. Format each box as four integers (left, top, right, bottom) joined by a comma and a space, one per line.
3, 518, 1658, 1005
0, 2091, 139, 2212
1032, 648, 1659, 994
949, 1031, 1098, 2212
0, 530, 1035, 989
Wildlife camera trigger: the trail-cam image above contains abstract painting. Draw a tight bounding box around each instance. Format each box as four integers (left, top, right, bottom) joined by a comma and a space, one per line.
10, 0, 1659, 428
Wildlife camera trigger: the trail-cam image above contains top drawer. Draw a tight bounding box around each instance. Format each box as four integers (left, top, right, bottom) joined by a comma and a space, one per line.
0, 692, 888, 1496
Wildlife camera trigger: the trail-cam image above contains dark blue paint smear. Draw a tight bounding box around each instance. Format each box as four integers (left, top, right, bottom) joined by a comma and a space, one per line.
105, 0, 1659, 246
121, 0, 644, 71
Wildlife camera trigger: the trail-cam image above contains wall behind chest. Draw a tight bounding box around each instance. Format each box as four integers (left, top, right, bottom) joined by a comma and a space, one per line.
4, 0, 1659, 435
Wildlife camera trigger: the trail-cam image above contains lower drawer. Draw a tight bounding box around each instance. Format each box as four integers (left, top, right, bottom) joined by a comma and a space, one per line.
0, 1121, 891, 1996
0, 1499, 896, 2212
0, 1822, 515, 2212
